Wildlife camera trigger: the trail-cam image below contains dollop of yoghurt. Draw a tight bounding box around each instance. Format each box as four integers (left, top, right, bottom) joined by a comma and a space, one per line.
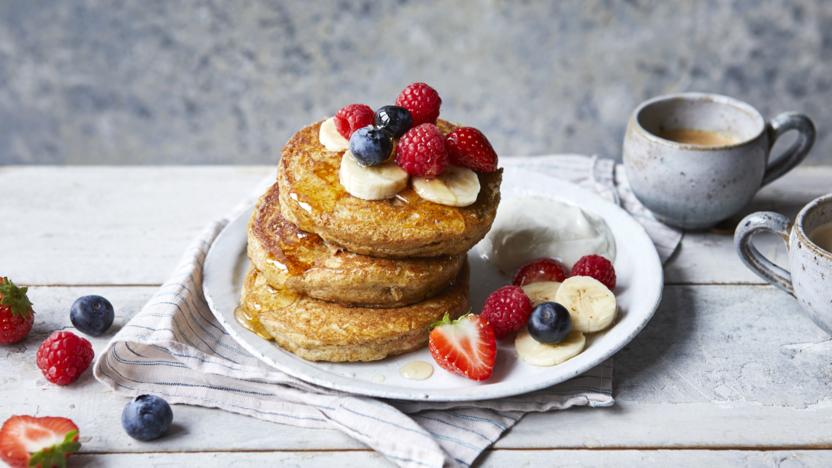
479, 196, 616, 274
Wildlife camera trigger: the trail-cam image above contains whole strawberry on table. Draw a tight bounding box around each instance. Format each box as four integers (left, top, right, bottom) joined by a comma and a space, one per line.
0, 277, 35, 345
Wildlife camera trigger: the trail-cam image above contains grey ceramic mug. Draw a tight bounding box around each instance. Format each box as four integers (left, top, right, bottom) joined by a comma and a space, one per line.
623, 93, 815, 229
735, 194, 832, 334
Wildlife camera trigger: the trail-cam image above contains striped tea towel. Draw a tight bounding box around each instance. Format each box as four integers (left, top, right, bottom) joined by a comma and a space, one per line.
93, 155, 681, 468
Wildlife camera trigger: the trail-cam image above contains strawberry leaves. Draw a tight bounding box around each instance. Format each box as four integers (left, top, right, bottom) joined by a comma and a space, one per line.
0, 277, 33, 319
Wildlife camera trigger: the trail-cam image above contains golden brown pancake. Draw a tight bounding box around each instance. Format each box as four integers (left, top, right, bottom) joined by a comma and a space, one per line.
239, 264, 469, 362
248, 182, 465, 307
276, 119, 502, 258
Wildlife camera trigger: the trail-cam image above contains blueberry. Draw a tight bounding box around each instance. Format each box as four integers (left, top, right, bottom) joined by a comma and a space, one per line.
348, 125, 394, 166
121, 394, 173, 441
374, 105, 413, 138
70, 295, 114, 337
528, 302, 572, 344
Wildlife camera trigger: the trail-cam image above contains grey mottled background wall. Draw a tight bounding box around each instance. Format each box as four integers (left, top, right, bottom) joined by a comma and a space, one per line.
1, 0, 830, 165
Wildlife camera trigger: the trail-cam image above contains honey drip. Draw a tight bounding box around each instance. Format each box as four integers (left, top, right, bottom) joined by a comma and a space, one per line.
234, 306, 271, 340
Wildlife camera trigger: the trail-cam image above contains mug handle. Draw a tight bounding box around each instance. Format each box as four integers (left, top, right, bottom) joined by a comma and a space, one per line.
761, 112, 815, 186
734, 211, 794, 295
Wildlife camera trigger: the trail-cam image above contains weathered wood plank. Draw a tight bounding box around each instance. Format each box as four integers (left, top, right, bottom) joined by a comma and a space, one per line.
69, 449, 832, 467
1, 166, 830, 286
1, 285, 829, 454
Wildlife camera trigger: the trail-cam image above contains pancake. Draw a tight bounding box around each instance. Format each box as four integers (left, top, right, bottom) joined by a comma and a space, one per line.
248, 182, 465, 307
239, 264, 469, 362
277, 119, 502, 258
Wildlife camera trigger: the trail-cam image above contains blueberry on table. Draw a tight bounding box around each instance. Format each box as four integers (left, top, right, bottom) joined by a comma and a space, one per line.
121, 394, 174, 441
528, 302, 572, 344
374, 105, 413, 138
349, 125, 394, 166
70, 295, 114, 336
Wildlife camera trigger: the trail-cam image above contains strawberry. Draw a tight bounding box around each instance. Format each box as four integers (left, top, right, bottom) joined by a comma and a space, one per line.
570, 254, 616, 290
0, 416, 80, 468
512, 258, 568, 286
395, 123, 449, 177
334, 104, 374, 139
429, 313, 496, 381
445, 127, 498, 173
480, 285, 533, 339
0, 277, 35, 345
395, 82, 441, 126
36, 331, 94, 386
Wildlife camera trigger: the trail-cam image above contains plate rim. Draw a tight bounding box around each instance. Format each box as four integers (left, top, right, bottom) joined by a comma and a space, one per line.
203, 168, 664, 401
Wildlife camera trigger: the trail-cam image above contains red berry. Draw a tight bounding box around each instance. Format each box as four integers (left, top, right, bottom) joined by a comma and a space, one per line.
429, 313, 496, 381
395, 82, 441, 126
570, 255, 616, 290
334, 104, 374, 139
395, 123, 449, 177
0, 415, 80, 468
512, 258, 568, 286
0, 277, 34, 345
36, 331, 94, 386
445, 127, 498, 173
480, 286, 533, 339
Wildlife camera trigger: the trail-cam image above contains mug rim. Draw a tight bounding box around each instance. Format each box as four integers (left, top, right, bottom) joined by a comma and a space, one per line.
795, 193, 832, 260
632, 92, 766, 151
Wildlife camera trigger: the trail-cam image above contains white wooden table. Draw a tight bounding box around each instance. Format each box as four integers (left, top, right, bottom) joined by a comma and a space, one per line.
2, 165, 831, 467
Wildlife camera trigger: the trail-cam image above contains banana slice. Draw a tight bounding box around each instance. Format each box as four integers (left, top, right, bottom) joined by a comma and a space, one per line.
554, 276, 617, 333
515, 328, 585, 366
319, 117, 349, 152
339, 151, 408, 200
521, 281, 562, 306
412, 166, 480, 207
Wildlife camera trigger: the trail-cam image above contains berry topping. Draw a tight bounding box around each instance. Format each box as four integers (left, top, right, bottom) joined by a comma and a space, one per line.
429, 313, 496, 381
334, 104, 374, 139
70, 295, 115, 337
0, 277, 34, 345
570, 255, 617, 290
395, 82, 441, 126
480, 285, 533, 339
445, 127, 499, 173
122, 394, 174, 441
528, 302, 572, 344
374, 105, 413, 138
348, 125, 395, 167
395, 123, 449, 177
0, 415, 80, 468
512, 258, 568, 287
36, 331, 94, 386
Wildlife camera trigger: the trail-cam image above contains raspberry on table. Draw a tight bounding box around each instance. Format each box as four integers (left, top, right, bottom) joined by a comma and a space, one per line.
570, 254, 617, 290
334, 104, 375, 139
445, 127, 499, 173
395, 82, 442, 126
395, 123, 449, 177
513, 258, 568, 286
36, 331, 94, 385
480, 285, 533, 339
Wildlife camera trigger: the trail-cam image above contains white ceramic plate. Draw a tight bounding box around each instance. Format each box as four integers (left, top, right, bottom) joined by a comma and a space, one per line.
203, 169, 663, 401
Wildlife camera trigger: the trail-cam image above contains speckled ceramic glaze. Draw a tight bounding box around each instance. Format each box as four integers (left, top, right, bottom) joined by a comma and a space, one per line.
623, 93, 815, 229
735, 194, 832, 334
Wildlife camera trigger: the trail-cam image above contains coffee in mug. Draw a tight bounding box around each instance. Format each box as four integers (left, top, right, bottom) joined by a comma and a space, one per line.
809, 222, 832, 253
656, 128, 738, 147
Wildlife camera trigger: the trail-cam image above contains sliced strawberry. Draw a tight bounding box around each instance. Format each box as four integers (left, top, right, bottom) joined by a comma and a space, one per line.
0, 415, 80, 468
428, 313, 496, 381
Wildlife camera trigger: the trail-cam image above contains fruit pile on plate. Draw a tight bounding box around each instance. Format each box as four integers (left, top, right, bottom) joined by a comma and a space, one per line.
320, 82, 499, 207
428, 255, 618, 380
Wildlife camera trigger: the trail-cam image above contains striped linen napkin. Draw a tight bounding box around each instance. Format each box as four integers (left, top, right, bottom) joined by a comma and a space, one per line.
93, 155, 681, 468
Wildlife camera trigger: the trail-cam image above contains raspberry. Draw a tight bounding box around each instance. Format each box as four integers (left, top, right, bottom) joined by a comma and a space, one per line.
512, 258, 568, 286
395, 82, 441, 126
445, 127, 498, 173
395, 123, 449, 177
570, 255, 616, 290
36, 331, 94, 385
480, 285, 533, 339
334, 104, 374, 139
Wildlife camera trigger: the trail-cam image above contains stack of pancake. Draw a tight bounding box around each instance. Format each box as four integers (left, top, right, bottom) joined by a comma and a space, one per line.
238, 120, 502, 362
